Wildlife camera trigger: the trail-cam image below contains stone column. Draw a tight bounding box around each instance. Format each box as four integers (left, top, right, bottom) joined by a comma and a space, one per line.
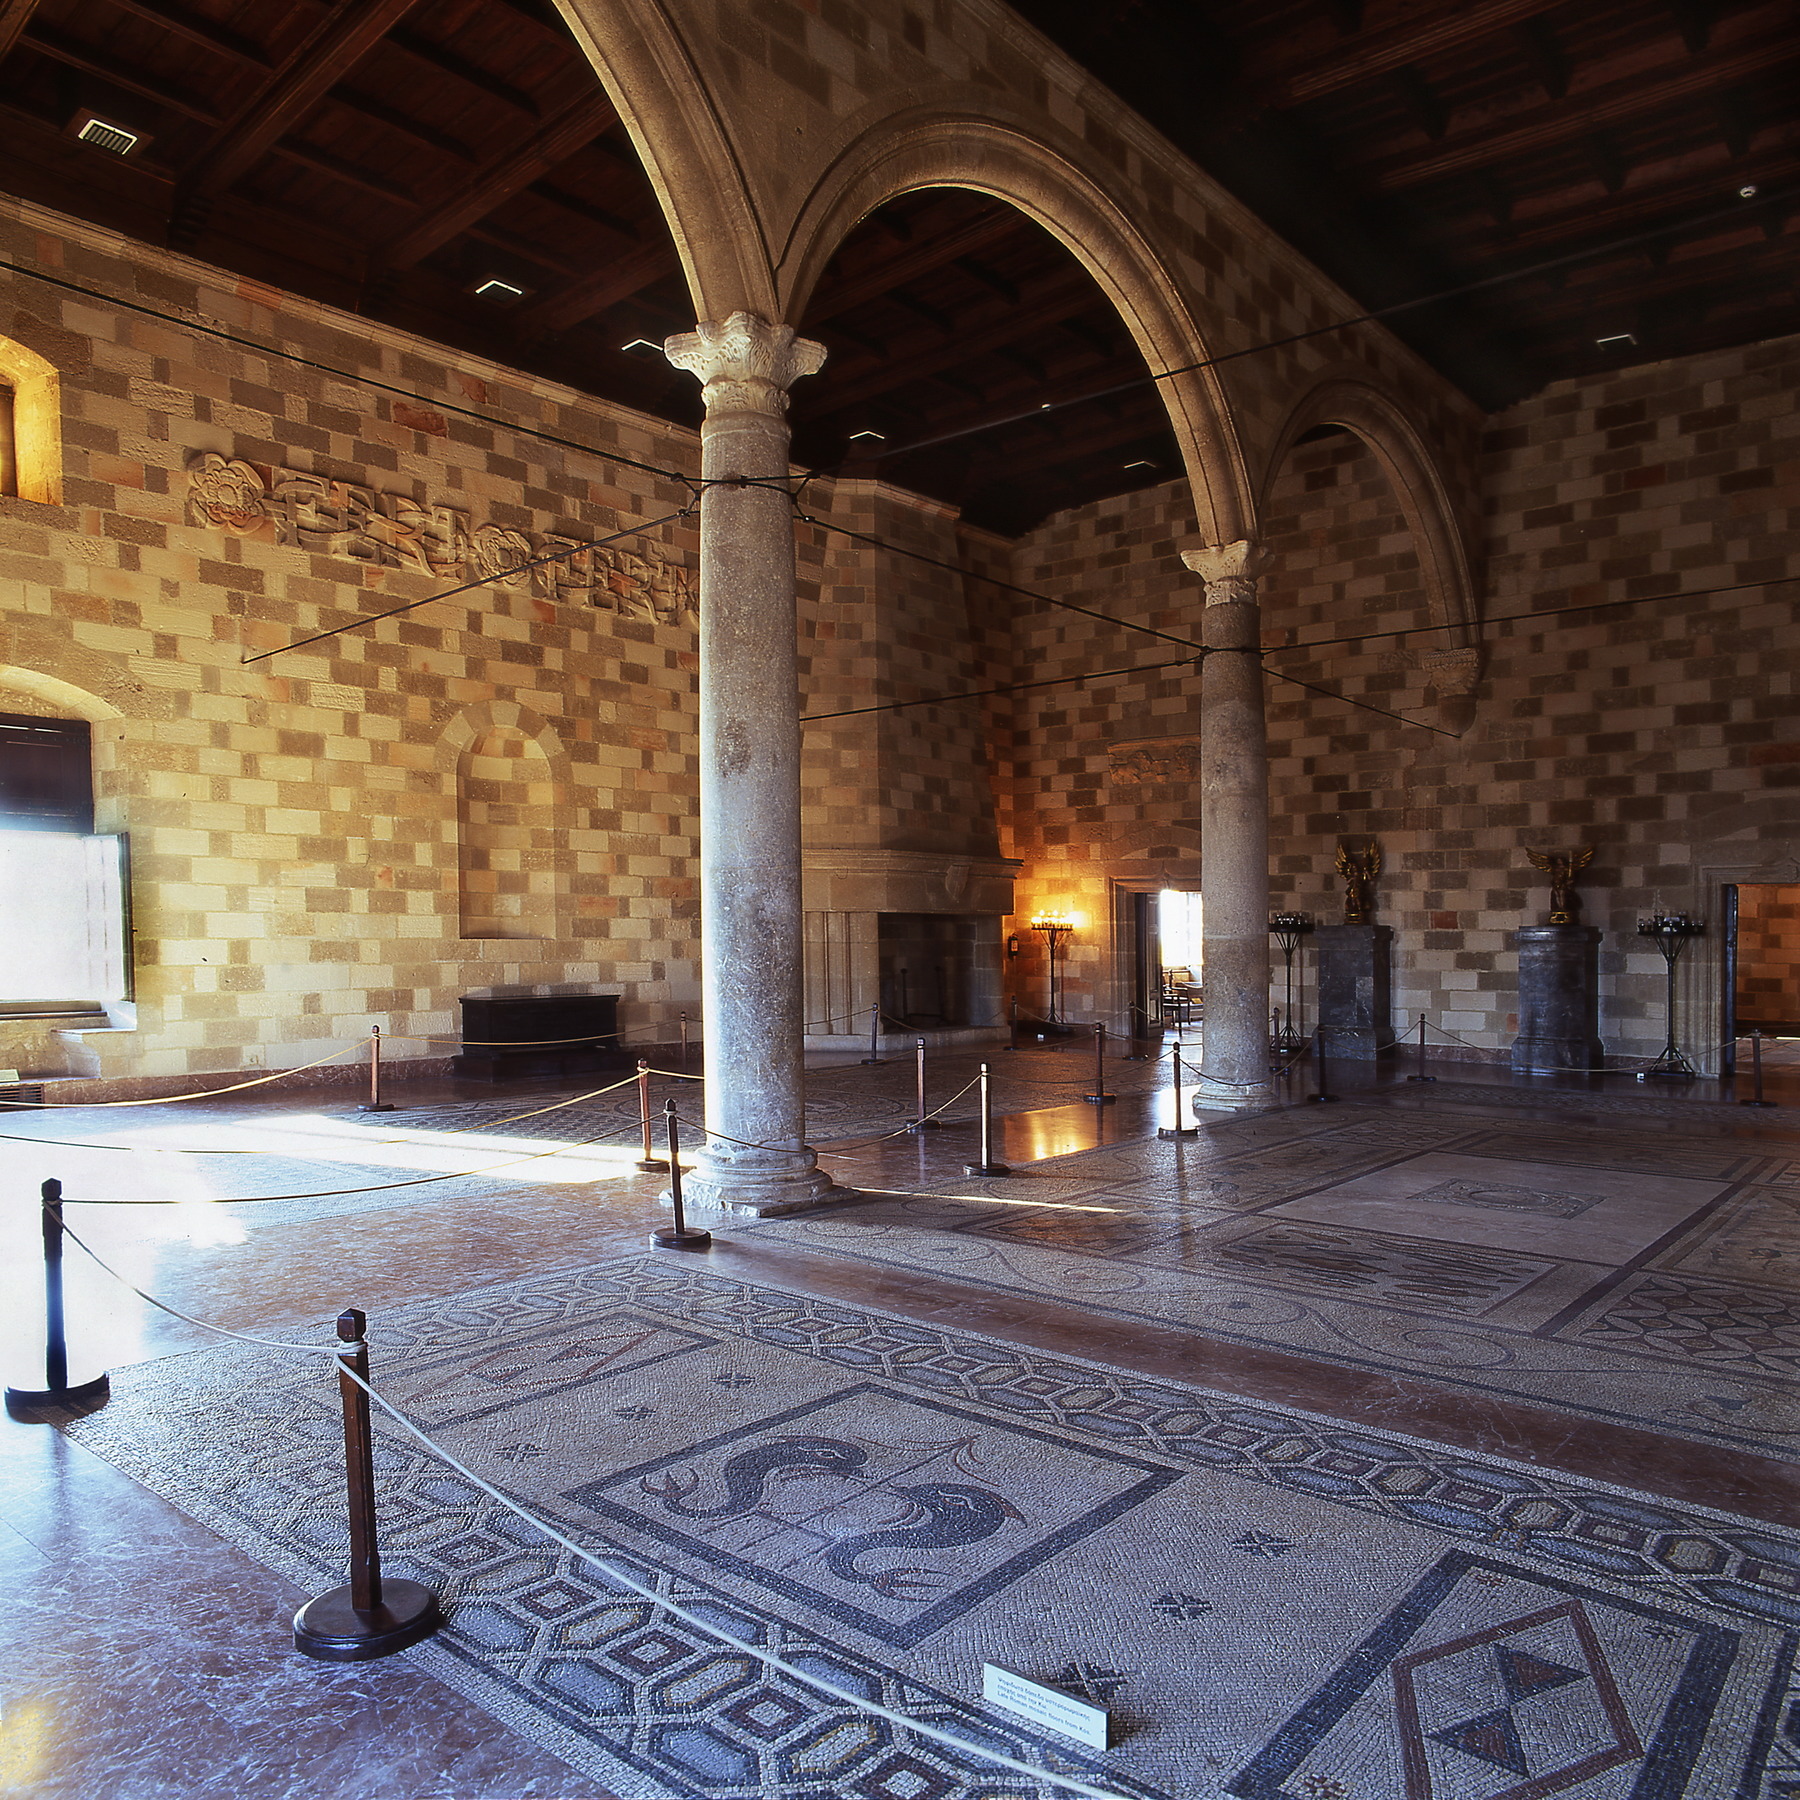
664, 312, 838, 1214
1181, 540, 1275, 1107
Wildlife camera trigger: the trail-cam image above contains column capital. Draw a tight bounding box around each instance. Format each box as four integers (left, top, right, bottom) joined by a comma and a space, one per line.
1181, 538, 1270, 605
664, 311, 826, 417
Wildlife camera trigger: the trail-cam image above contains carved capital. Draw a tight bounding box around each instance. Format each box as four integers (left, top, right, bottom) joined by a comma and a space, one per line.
663, 312, 826, 416
1181, 538, 1270, 606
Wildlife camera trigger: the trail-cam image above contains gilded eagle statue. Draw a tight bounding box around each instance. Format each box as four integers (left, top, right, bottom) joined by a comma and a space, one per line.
1335, 842, 1381, 924
1526, 845, 1594, 924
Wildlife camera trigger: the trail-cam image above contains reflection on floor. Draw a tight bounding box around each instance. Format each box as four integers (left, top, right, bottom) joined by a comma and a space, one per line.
2, 1039, 1797, 1798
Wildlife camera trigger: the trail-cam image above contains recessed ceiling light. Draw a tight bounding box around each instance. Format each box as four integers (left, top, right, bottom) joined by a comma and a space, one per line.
76, 116, 139, 156
474, 277, 526, 302
619, 338, 659, 353
1739, 184, 1759, 198
848, 429, 886, 442
1595, 332, 1637, 350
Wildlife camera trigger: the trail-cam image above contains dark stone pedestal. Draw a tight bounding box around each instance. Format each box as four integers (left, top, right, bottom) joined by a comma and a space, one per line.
451, 993, 623, 1081
1315, 924, 1395, 1059
1510, 925, 1603, 1073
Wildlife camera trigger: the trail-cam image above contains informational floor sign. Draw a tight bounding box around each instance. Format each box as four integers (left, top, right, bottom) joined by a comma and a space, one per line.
982, 1662, 1113, 1749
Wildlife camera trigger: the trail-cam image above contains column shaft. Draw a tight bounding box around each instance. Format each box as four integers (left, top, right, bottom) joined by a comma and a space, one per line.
1183, 541, 1275, 1105
666, 314, 837, 1213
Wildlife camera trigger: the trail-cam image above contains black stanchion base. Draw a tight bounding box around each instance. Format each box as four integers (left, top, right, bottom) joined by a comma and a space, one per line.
359, 1102, 398, 1113
1082, 1092, 1117, 1104
5, 1373, 110, 1420
652, 1227, 712, 1250
905, 1119, 941, 1131
1156, 1125, 1197, 1139
1405, 1074, 1437, 1083
295, 1579, 440, 1662
635, 1158, 670, 1173
1741, 1098, 1777, 1108
963, 1161, 1012, 1177
860, 1058, 884, 1066
1309, 1093, 1340, 1104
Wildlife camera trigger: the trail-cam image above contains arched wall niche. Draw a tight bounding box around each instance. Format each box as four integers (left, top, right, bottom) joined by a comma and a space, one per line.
1259, 378, 1479, 646
777, 112, 1253, 547
438, 704, 571, 942
0, 333, 64, 505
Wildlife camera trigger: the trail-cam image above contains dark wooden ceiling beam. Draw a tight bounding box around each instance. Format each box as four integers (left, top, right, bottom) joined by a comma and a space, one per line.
1251, 0, 1567, 106
1518, 230, 1800, 324
21, 20, 220, 121
1438, 152, 1800, 263
387, 27, 539, 117
1366, 37, 1800, 189
807, 274, 1104, 419
803, 209, 1027, 323
102, 0, 271, 67
956, 406, 1177, 487
179, 0, 423, 201
512, 241, 680, 333
381, 91, 619, 269
0, 0, 37, 66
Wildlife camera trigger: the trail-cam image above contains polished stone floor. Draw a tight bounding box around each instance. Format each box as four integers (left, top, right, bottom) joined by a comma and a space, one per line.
3, 1036, 1797, 1797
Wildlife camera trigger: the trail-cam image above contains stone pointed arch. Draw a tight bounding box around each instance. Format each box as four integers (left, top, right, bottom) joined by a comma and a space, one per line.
1261, 377, 1479, 645
776, 111, 1253, 546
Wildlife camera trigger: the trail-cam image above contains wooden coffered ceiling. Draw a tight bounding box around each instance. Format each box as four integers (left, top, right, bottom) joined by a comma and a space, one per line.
0, 0, 1793, 535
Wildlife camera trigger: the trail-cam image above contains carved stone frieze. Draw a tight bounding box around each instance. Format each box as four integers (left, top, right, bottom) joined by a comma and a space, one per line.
1109, 735, 1204, 785
185, 452, 696, 622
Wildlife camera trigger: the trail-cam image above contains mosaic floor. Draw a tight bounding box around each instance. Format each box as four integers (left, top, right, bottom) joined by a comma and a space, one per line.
748, 1094, 1800, 1463
4, 1050, 1799, 1798
59, 1258, 1800, 1800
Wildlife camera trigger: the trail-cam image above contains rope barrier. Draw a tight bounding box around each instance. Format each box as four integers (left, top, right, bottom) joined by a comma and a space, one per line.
0, 1070, 649, 1157
32, 1116, 645, 1206
0, 1040, 369, 1109
1417, 1016, 1668, 1079
52, 1232, 1133, 1797
61, 1224, 349, 1355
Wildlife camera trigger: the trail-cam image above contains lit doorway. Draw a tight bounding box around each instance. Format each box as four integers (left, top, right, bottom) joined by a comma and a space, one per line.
1159, 889, 1202, 1025
1725, 883, 1800, 1072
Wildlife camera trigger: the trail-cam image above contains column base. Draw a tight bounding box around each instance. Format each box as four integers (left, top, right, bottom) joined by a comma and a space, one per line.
673, 1152, 848, 1218
1188, 1075, 1279, 1112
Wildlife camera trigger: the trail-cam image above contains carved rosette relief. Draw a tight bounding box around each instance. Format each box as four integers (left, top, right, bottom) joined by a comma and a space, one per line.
663, 312, 826, 416
185, 452, 696, 622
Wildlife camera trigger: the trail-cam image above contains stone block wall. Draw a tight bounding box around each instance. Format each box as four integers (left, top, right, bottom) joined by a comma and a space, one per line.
1002, 333, 1800, 1071
0, 199, 707, 1085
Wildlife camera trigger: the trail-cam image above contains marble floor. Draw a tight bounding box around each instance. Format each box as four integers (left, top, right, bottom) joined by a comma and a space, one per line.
3, 1038, 1797, 1798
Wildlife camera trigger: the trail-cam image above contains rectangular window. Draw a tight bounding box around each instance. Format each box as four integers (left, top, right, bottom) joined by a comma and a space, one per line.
0, 832, 131, 1008
0, 715, 128, 1012
0, 712, 94, 832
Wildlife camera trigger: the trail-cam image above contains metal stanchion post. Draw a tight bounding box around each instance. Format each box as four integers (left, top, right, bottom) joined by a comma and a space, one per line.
861, 1002, 883, 1065
1158, 1041, 1197, 1138
1007, 994, 1019, 1051
6, 1178, 110, 1417
1309, 1029, 1339, 1103
963, 1064, 1011, 1176
907, 1037, 939, 1130
679, 1012, 690, 1075
1741, 1028, 1776, 1107
635, 1059, 668, 1171
1083, 1022, 1116, 1103
1405, 1013, 1436, 1083
360, 1025, 396, 1112
653, 1100, 712, 1249
295, 1309, 440, 1660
